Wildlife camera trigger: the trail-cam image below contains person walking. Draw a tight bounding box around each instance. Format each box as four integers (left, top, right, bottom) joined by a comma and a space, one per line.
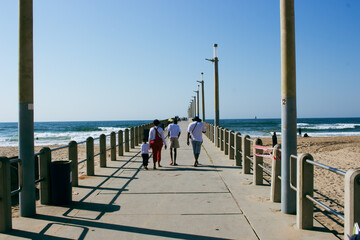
141, 139, 150, 170
148, 119, 167, 169
272, 132, 278, 147
167, 118, 181, 165
187, 116, 206, 167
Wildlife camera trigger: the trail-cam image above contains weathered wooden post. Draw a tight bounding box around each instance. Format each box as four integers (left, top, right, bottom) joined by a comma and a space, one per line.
217, 126, 220, 148
39, 147, 51, 204
86, 137, 94, 176
220, 128, 224, 151
125, 129, 130, 152
242, 135, 251, 174
235, 132, 242, 166
224, 129, 229, 155
134, 126, 138, 146
253, 138, 263, 185
111, 132, 116, 161
271, 144, 281, 202
118, 130, 124, 156
229, 130, 235, 160
344, 168, 360, 239
297, 153, 314, 229
0, 157, 12, 232
68, 141, 78, 187
99, 134, 106, 167
130, 127, 135, 149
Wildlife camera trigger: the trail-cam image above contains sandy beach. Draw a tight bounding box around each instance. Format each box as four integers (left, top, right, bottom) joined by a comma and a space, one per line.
2, 135, 360, 238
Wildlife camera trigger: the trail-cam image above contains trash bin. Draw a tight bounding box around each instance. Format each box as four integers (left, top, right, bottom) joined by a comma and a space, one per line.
50, 160, 72, 205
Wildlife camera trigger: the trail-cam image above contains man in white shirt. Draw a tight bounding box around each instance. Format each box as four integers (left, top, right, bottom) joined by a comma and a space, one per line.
167, 118, 181, 165
187, 116, 206, 167
148, 119, 167, 169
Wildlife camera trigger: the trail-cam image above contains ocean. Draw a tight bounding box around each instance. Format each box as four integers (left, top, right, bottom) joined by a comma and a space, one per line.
1, 118, 360, 147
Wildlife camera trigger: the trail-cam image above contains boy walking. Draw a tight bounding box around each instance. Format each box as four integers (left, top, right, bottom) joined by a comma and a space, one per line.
141, 139, 150, 170
167, 118, 181, 165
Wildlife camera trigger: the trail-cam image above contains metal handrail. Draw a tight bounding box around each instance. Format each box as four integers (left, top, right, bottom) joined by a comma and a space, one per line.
51, 144, 70, 152
78, 140, 87, 145
306, 159, 346, 176
106, 147, 112, 152
289, 154, 297, 191
246, 138, 254, 142
34, 177, 45, 184
258, 163, 272, 175
10, 158, 23, 196
34, 152, 42, 156
306, 195, 344, 220
237, 150, 242, 154
94, 152, 101, 157
246, 156, 253, 163
78, 158, 87, 164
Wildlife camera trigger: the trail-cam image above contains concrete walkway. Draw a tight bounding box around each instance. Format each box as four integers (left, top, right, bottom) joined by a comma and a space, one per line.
1, 121, 338, 239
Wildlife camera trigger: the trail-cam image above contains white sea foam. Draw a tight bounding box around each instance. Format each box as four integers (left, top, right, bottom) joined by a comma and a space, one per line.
300, 123, 360, 130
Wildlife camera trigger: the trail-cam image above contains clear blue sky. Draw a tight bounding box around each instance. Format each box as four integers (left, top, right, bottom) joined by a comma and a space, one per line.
1, 0, 359, 122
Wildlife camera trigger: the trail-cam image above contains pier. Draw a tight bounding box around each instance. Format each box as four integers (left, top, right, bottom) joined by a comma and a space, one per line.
0, 120, 340, 239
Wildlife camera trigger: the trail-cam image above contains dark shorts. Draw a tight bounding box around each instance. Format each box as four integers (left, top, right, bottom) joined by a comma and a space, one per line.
191, 141, 202, 154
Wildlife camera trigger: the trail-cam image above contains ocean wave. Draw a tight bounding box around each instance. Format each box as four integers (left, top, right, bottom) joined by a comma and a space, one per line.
299, 123, 360, 130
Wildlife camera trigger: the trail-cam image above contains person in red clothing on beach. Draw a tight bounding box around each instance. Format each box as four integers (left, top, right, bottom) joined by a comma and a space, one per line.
148, 119, 167, 169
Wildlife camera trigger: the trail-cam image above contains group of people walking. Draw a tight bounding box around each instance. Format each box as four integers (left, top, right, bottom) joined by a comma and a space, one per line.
140, 117, 206, 170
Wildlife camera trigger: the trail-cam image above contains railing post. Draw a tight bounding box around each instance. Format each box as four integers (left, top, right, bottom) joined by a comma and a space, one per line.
224, 129, 229, 155
344, 168, 360, 239
39, 147, 51, 205
271, 144, 281, 202
118, 130, 124, 156
242, 135, 251, 174
254, 138, 263, 185
100, 134, 106, 167
125, 129, 130, 152
220, 128, 224, 151
235, 132, 242, 166
69, 141, 78, 187
134, 126, 138, 146
229, 130, 235, 159
217, 126, 220, 148
297, 153, 314, 229
130, 127, 135, 149
0, 157, 12, 232
212, 124, 214, 143
111, 132, 116, 161
86, 137, 94, 176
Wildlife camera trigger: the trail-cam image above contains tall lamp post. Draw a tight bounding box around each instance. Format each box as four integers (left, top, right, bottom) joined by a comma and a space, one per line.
193, 96, 196, 118
197, 72, 205, 122
19, 0, 36, 217
194, 86, 200, 118
206, 44, 219, 146
280, 0, 297, 214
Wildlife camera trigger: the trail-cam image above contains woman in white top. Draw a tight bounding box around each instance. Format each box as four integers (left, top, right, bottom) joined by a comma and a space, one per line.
148, 119, 167, 169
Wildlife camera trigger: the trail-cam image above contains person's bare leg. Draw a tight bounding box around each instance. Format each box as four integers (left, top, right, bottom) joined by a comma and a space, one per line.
194, 153, 199, 166
174, 148, 177, 165
170, 148, 173, 165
